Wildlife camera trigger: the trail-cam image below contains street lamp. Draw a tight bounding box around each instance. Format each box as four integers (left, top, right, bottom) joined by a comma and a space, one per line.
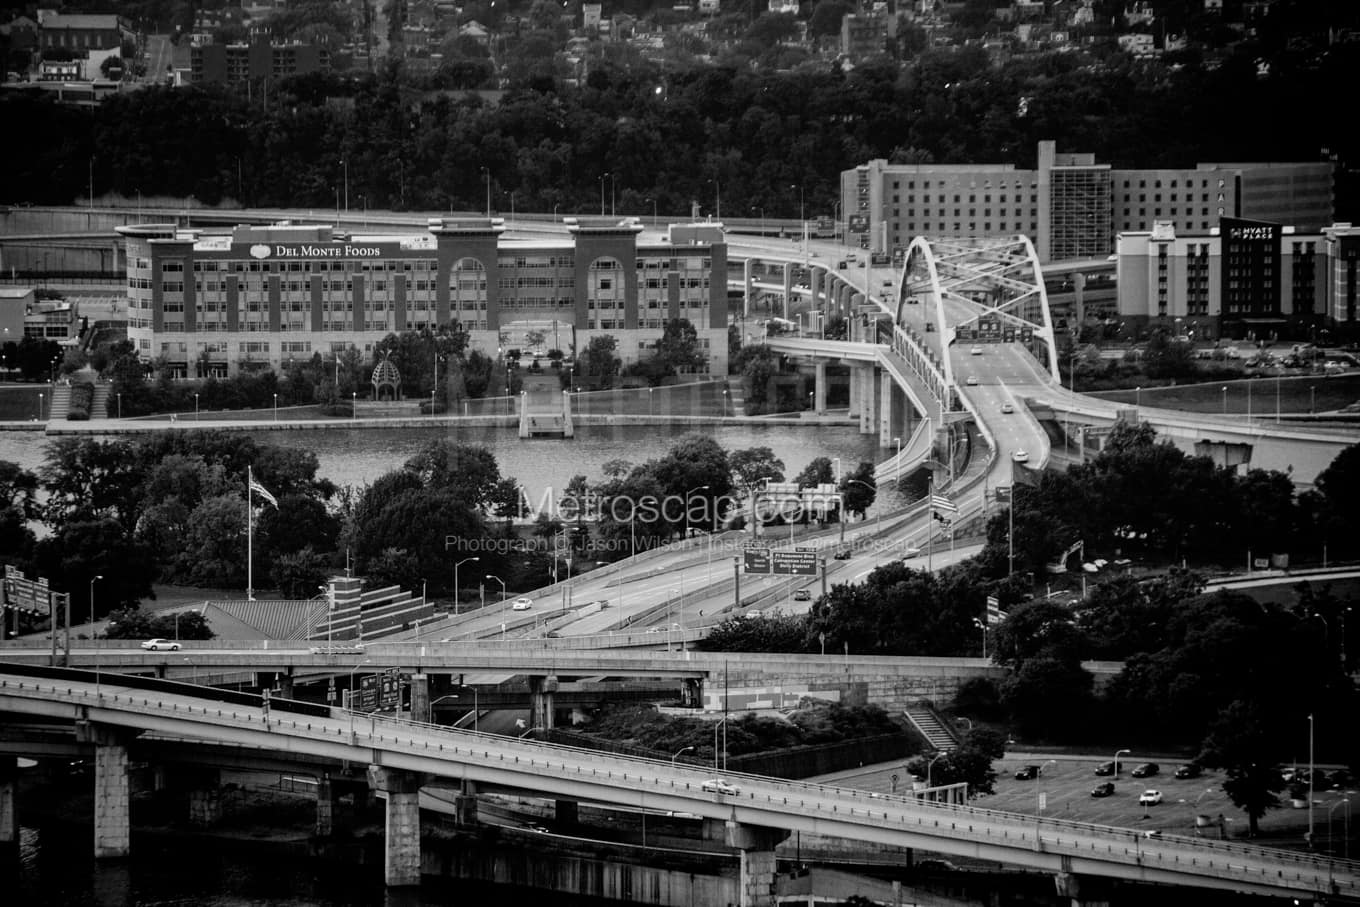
926, 752, 946, 788
481, 167, 491, 217
436, 689, 480, 732
37, 392, 43, 421
893, 436, 901, 489
451, 555, 479, 616
351, 391, 356, 420
1222, 385, 1227, 415
89, 574, 103, 631
194, 393, 199, 421
272, 393, 278, 421
685, 484, 710, 539
973, 616, 987, 658
1308, 713, 1315, 848
1114, 749, 1131, 776
116, 392, 121, 419
486, 574, 506, 604
671, 745, 695, 766
1328, 798, 1351, 859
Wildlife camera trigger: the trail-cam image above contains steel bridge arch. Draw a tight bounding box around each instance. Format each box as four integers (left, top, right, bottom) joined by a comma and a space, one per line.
896, 235, 1060, 386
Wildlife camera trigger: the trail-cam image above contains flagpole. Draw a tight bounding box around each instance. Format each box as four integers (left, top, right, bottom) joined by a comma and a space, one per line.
247, 467, 254, 601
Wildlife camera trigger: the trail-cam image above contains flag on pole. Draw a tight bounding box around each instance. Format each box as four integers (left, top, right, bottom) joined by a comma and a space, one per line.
249, 474, 278, 508
929, 494, 958, 514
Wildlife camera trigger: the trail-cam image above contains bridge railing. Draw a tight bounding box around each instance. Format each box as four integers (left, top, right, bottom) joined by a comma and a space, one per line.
3, 672, 1354, 897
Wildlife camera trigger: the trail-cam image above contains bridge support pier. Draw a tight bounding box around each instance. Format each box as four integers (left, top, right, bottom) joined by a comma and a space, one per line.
878, 371, 896, 447
1054, 871, 1111, 907
454, 779, 479, 827
75, 722, 139, 859
0, 755, 17, 848
812, 361, 827, 415
408, 673, 430, 724
724, 821, 789, 907
276, 672, 294, 700
315, 774, 336, 836
528, 674, 558, 734
370, 768, 424, 887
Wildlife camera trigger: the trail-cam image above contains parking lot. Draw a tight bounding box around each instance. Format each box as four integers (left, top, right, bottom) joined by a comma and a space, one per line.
823, 753, 1356, 846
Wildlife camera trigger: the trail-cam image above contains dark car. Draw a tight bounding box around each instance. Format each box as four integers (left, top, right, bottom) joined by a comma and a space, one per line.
1094, 761, 1115, 776
1174, 764, 1202, 779
833, 548, 853, 560
1091, 782, 1115, 798
1014, 764, 1042, 780
1131, 763, 1160, 778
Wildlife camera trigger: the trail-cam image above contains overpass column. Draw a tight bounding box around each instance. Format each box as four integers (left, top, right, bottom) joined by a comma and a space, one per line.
782, 263, 793, 319
187, 768, 223, 828
723, 821, 790, 907
456, 779, 479, 826
408, 673, 430, 724
369, 768, 423, 887
878, 370, 895, 447
75, 722, 139, 859
315, 774, 336, 836
528, 674, 558, 734
1055, 871, 1111, 907
813, 361, 827, 415
743, 258, 754, 318
0, 755, 17, 848
276, 672, 294, 700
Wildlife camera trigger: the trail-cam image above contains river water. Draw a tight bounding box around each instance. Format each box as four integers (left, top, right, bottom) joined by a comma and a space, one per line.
0, 421, 903, 510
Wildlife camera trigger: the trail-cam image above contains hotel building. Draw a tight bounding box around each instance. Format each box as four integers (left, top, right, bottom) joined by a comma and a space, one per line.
116, 217, 729, 379
843, 141, 1333, 264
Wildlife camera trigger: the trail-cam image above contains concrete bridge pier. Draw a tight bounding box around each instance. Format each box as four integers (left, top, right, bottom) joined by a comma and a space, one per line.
370, 767, 424, 887
1055, 871, 1111, 907
408, 673, 430, 724
0, 755, 17, 848
315, 774, 336, 836
528, 674, 558, 733
75, 721, 140, 859
724, 820, 790, 907
455, 779, 479, 827
185, 767, 223, 828
812, 361, 827, 415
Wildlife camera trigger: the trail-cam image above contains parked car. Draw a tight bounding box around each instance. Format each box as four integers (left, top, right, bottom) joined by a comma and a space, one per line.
1091, 782, 1115, 798
1011, 450, 1029, 463
792, 589, 811, 601
1000, 403, 1014, 414
1094, 762, 1115, 776
970, 346, 983, 356
701, 779, 740, 796
965, 375, 979, 386
1131, 763, 1160, 778
1138, 789, 1163, 806
512, 597, 533, 611
1174, 764, 1202, 779
1015, 765, 1042, 780
141, 638, 180, 651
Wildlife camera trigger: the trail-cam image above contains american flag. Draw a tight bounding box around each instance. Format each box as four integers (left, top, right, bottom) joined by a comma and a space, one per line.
249, 475, 278, 508
929, 494, 958, 514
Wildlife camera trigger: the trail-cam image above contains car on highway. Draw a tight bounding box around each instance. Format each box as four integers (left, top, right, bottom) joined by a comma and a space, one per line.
745, 610, 762, 619
1014, 764, 1042, 780
833, 547, 853, 560
512, 597, 533, 611
1131, 763, 1160, 778
792, 589, 811, 601
970, 346, 983, 356
1091, 782, 1115, 798
1011, 450, 1029, 463
1094, 761, 1115, 776
1138, 789, 1163, 806
901, 546, 923, 558
1174, 764, 1202, 779
141, 638, 181, 651
701, 779, 740, 796
590, 600, 611, 608
1000, 403, 1014, 414
965, 375, 978, 386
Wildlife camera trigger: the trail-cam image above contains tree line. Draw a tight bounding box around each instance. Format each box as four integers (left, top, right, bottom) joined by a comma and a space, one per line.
4, 39, 1357, 220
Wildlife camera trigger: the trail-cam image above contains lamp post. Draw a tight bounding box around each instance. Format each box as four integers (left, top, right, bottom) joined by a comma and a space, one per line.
1222, 385, 1227, 415
926, 752, 946, 789
685, 484, 710, 539
1135, 386, 1141, 408
1310, 385, 1316, 415
1308, 713, 1315, 848
1037, 759, 1057, 816
352, 391, 356, 420
599, 172, 609, 216
482, 167, 491, 217
341, 157, 349, 214
272, 393, 278, 421
116, 392, 121, 419
486, 574, 506, 604
89, 573, 103, 685
451, 555, 478, 616
973, 616, 987, 658
1114, 749, 1131, 776
38, 392, 43, 421
893, 436, 901, 489
671, 745, 695, 766
1328, 798, 1350, 859
194, 393, 199, 421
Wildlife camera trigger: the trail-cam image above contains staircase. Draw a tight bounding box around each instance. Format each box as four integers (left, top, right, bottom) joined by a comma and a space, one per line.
903, 704, 959, 752
724, 377, 745, 416
91, 384, 110, 419
45, 384, 71, 422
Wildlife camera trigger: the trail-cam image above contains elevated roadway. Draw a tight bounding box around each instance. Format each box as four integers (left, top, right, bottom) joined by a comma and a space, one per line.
1, 670, 1354, 902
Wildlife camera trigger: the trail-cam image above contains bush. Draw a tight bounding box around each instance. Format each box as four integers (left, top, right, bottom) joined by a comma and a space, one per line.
66, 382, 94, 421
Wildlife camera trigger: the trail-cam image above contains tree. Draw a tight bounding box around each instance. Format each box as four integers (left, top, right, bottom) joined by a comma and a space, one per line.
581, 335, 621, 386
101, 607, 214, 641
905, 726, 1001, 797
1198, 700, 1286, 837
794, 456, 834, 487
403, 441, 502, 508
729, 447, 785, 495
270, 547, 331, 600
0, 460, 39, 518
32, 517, 158, 617
839, 462, 876, 519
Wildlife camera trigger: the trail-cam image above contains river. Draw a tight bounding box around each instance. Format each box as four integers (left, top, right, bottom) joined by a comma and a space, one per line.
0, 421, 908, 511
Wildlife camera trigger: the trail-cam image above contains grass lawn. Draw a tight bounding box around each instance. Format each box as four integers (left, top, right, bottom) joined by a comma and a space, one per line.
1087, 374, 1360, 415
0, 384, 46, 421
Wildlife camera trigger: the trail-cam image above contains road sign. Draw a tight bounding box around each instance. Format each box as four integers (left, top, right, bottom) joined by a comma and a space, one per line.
743, 547, 772, 574
848, 214, 869, 234
3, 566, 50, 616
772, 549, 819, 576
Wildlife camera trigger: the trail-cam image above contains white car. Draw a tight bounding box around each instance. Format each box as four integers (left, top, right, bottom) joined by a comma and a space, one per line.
141, 638, 180, 651
1000, 403, 1014, 414
701, 779, 740, 796
1138, 789, 1163, 806
1012, 450, 1029, 463
970, 346, 983, 356
512, 597, 533, 611
965, 375, 978, 386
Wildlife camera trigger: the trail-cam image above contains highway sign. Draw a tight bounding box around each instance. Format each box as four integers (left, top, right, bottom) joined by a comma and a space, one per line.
848, 214, 869, 234
743, 547, 772, 574
772, 549, 819, 576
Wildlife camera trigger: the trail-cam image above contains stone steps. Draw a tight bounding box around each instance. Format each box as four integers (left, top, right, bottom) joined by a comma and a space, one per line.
903, 704, 959, 752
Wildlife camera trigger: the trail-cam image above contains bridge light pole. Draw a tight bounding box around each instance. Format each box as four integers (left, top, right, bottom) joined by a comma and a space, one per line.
926, 751, 946, 789
671, 745, 695, 766
448, 553, 479, 616
1114, 748, 1131, 777
1328, 797, 1350, 859
90, 574, 103, 696
486, 574, 506, 604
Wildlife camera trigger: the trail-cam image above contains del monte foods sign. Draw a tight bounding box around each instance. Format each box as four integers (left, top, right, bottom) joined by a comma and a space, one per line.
243, 242, 386, 260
